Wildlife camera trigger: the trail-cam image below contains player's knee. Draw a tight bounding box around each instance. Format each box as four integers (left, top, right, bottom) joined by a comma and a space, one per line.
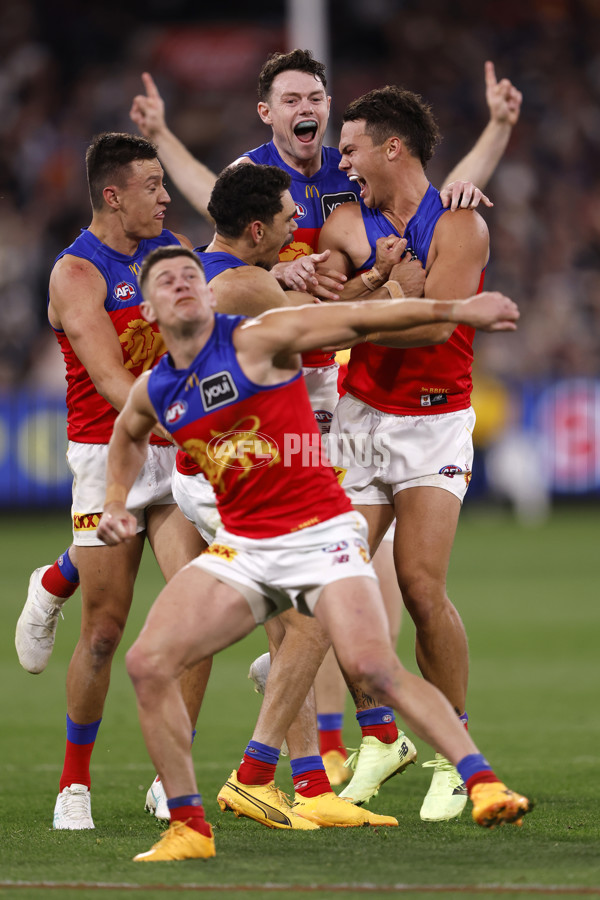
126, 641, 161, 695
399, 572, 448, 623
85, 617, 125, 663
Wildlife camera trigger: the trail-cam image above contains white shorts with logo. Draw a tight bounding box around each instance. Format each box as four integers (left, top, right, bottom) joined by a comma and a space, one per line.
172, 363, 341, 542
329, 394, 475, 505
302, 363, 339, 435
67, 442, 176, 546
191, 511, 377, 624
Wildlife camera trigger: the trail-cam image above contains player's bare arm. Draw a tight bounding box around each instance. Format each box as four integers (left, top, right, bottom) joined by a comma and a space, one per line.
234, 287, 518, 379
49, 255, 139, 409
130, 73, 217, 221
317, 204, 408, 300
375, 209, 489, 348
97, 374, 158, 546
211, 266, 318, 318
443, 61, 522, 190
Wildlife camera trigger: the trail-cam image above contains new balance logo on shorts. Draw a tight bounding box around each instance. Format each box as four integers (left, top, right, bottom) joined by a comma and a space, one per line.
200, 371, 238, 411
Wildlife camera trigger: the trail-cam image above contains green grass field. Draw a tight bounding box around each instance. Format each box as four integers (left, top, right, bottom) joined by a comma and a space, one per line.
1, 505, 599, 899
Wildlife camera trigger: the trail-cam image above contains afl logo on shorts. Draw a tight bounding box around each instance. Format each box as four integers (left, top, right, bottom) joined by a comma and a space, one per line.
294, 202, 307, 221
114, 281, 136, 301
165, 400, 187, 425
439, 464, 463, 479
314, 409, 333, 433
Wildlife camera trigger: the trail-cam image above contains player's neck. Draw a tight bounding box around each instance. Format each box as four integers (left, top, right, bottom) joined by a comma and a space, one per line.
89, 216, 141, 257
379, 171, 430, 235
164, 318, 216, 370
207, 233, 248, 262
273, 140, 323, 178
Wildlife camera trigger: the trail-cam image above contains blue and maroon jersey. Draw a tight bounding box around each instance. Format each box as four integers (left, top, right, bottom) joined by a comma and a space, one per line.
148, 313, 351, 538
344, 184, 482, 415
244, 141, 359, 367
52, 228, 182, 443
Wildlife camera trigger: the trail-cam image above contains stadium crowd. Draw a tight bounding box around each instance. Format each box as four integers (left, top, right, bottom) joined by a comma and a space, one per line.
1, 0, 599, 393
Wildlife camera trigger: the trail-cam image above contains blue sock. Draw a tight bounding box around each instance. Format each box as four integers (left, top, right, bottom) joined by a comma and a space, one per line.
318, 713, 344, 732
356, 707, 396, 726
66, 714, 101, 745
58, 548, 79, 583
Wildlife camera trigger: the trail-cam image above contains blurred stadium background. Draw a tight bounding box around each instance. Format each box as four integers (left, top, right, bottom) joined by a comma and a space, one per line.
1, 0, 599, 519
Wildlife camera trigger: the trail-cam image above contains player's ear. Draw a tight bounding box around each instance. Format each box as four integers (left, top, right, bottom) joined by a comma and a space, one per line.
257, 101, 272, 125
140, 298, 156, 323
249, 219, 264, 245
103, 185, 121, 210
385, 137, 403, 161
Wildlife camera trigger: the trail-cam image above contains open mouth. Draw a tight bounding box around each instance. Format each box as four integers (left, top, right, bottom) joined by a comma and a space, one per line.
294, 120, 318, 143
348, 174, 367, 195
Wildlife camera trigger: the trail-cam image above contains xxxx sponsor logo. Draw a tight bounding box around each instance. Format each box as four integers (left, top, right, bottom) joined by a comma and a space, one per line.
202, 543, 237, 561
73, 512, 101, 531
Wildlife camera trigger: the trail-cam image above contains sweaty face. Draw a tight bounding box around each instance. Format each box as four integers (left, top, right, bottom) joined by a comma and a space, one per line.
259, 70, 331, 168
116, 158, 171, 240
257, 190, 299, 269
338, 120, 385, 208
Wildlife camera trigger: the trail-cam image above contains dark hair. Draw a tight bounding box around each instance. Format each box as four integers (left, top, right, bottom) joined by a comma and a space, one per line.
85, 132, 158, 211
343, 86, 440, 167
257, 49, 327, 102
207, 164, 292, 239
139, 245, 204, 295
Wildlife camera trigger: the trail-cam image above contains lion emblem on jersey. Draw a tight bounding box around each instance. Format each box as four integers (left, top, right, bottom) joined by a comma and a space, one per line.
279, 241, 314, 262
121, 319, 166, 372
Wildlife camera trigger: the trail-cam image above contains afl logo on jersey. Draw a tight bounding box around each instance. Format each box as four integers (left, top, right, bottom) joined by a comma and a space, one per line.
114, 281, 136, 302
165, 400, 188, 425
294, 202, 307, 221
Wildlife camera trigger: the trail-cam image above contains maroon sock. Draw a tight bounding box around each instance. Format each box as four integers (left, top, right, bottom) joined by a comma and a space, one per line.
360, 721, 398, 744
169, 803, 212, 838
237, 757, 277, 786
42, 561, 79, 599
466, 770, 500, 793
319, 728, 347, 757
59, 741, 95, 791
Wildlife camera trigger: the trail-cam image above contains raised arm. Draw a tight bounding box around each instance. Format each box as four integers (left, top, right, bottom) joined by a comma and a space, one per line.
130, 73, 217, 220
235, 287, 518, 368
96, 374, 159, 546
444, 61, 522, 189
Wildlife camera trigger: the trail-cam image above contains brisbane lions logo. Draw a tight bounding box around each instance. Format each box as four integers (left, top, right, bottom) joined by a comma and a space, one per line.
120, 319, 165, 371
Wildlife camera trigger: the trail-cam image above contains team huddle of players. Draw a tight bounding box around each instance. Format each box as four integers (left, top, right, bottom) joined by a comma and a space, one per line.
15, 50, 531, 861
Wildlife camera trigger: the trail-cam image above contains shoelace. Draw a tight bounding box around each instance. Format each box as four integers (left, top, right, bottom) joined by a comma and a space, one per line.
62, 788, 90, 820
421, 755, 465, 789
30, 600, 64, 640
342, 747, 360, 772
266, 784, 293, 808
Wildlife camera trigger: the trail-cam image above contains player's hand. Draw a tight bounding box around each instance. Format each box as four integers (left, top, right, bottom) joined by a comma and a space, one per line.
97, 504, 137, 546
456, 291, 520, 331
389, 256, 426, 299
273, 251, 347, 300
374, 236, 409, 279
485, 60, 522, 127
130, 72, 167, 139
440, 181, 494, 211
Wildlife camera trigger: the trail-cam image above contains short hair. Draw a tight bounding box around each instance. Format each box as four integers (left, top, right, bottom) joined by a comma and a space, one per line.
257, 49, 327, 102
343, 86, 440, 167
138, 245, 205, 296
207, 164, 292, 239
85, 132, 158, 211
